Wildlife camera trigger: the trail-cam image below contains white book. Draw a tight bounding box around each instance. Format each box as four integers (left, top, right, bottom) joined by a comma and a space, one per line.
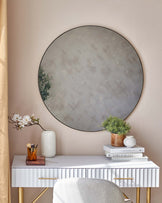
103, 144, 145, 153
111, 156, 148, 161
105, 151, 143, 158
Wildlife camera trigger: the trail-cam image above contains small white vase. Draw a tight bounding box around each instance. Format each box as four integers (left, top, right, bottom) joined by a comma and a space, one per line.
41, 131, 56, 157
123, 135, 136, 148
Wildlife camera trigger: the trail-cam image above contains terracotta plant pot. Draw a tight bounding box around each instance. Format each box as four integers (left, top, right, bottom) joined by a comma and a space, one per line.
111, 133, 126, 147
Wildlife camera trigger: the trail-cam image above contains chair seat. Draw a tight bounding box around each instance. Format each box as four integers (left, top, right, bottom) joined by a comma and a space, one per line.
53, 178, 126, 203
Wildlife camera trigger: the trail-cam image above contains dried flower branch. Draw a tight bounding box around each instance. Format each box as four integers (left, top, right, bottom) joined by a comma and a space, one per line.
8, 114, 46, 131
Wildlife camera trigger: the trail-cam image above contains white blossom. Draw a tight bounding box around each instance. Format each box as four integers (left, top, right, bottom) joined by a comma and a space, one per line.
22, 115, 31, 125
12, 114, 21, 122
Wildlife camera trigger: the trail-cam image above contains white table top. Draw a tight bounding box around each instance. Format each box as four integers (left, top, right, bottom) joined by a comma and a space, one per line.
12, 155, 159, 169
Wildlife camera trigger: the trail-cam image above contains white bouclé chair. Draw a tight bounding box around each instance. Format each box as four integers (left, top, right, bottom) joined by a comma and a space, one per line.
53, 178, 129, 203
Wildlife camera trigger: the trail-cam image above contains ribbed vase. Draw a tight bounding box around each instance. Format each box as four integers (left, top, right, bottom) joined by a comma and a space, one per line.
41, 131, 56, 157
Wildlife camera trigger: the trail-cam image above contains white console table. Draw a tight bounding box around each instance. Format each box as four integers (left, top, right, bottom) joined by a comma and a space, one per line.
12, 155, 160, 203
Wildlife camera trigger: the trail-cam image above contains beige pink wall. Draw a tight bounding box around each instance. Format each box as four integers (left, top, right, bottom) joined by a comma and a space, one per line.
8, 0, 162, 202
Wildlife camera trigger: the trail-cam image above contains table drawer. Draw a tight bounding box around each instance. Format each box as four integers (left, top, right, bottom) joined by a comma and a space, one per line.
12, 168, 86, 187
86, 168, 160, 187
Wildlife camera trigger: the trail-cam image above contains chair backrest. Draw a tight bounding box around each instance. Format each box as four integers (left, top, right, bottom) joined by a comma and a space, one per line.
53, 178, 125, 203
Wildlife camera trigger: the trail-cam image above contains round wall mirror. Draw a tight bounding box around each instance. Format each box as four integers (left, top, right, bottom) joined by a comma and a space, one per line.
38, 25, 143, 131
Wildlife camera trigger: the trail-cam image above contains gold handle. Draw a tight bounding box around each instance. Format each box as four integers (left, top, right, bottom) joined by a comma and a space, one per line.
114, 177, 133, 180
39, 177, 58, 180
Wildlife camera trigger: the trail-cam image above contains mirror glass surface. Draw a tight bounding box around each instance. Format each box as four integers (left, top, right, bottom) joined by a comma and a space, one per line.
38, 26, 143, 131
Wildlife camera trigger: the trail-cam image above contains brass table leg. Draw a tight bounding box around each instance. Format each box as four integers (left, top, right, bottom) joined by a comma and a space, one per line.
146, 187, 151, 203
32, 188, 49, 203
136, 187, 140, 203
19, 187, 24, 203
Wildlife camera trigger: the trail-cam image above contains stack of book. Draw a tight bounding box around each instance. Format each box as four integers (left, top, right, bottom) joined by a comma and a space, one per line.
103, 144, 148, 161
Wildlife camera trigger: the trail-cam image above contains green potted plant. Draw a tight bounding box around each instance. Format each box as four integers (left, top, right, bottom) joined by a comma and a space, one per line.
102, 116, 131, 147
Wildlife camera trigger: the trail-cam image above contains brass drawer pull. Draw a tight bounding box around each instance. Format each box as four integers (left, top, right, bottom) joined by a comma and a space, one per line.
114, 177, 133, 180
39, 177, 58, 180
